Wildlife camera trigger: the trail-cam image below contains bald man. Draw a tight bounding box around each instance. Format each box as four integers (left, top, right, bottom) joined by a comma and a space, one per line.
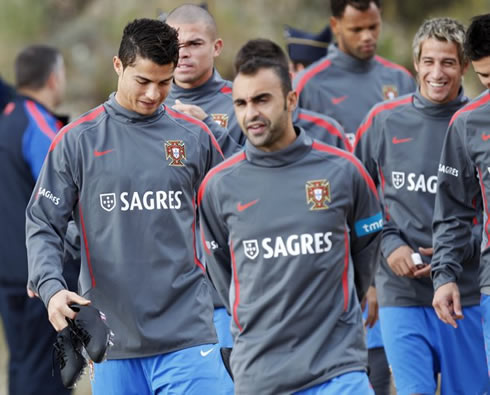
165, 4, 243, 157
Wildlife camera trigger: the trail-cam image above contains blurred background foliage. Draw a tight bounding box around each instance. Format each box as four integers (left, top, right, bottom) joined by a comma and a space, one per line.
0, 0, 488, 118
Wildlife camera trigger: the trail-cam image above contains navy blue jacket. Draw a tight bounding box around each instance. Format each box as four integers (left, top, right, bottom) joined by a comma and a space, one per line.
0, 94, 64, 285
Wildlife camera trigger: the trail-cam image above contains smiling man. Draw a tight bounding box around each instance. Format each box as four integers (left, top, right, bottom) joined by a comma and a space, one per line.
354, 17, 488, 394
25, 18, 228, 394
198, 41, 382, 394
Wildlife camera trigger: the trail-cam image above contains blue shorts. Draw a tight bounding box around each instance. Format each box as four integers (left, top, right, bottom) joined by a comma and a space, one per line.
363, 306, 384, 349
380, 305, 488, 395
294, 371, 373, 394
91, 343, 233, 395
481, 294, 490, 376
214, 307, 233, 348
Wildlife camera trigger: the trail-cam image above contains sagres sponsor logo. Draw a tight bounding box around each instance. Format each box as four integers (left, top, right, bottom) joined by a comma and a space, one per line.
355, 212, 383, 237
37, 187, 60, 205
165, 140, 186, 167
383, 85, 398, 100
99, 191, 183, 212
100, 193, 116, 212
392, 171, 405, 189
392, 171, 437, 194
243, 240, 259, 259
438, 163, 459, 177
242, 232, 333, 260
211, 113, 229, 128
306, 179, 330, 210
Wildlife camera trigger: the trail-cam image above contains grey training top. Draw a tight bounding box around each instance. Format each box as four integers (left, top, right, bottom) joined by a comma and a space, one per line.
294, 44, 416, 141
432, 90, 490, 293
354, 89, 480, 307
167, 69, 245, 156
26, 94, 223, 359
198, 129, 382, 394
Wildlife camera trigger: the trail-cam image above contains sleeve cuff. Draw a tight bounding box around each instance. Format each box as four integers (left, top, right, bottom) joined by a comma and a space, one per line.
38, 278, 67, 309
432, 270, 457, 291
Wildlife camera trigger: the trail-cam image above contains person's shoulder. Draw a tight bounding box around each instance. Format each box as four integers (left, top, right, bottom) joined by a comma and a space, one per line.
293, 55, 333, 93
373, 55, 413, 79
364, 93, 414, 125
450, 90, 490, 127
164, 105, 223, 154
49, 105, 106, 152
198, 150, 247, 200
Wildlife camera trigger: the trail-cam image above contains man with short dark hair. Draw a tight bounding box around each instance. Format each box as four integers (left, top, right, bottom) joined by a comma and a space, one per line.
26, 18, 228, 394
431, 12, 490, 377
198, 41, 382, 394
165, 4, 243, 157
294, 0, 416, 144
234, 38, 350, 150
355, 17, 488, 394
0, 44, 75, 395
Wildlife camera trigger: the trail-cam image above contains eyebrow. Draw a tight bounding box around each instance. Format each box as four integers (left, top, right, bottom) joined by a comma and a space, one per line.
233, 92, 271, 105
179, 38, 204, 47
135, 75, 173, 83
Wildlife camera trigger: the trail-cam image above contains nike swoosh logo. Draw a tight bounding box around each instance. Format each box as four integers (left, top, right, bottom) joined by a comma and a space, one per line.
200, 347, 215, 357
392, 137, 413, 144
331, 95, 347, 105
94, 149, 114, 157
237, 199, 259, 212
482, 134, 490, 141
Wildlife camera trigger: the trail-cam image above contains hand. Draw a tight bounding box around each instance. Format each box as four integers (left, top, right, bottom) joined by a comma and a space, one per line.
361, 286, 379, 328
413, 246, 433, 278
47, 289, 91, 331
172, 100, 208, 121
26, 284, 39, 298
386, 245, 415, 277
432, 282, 463, 328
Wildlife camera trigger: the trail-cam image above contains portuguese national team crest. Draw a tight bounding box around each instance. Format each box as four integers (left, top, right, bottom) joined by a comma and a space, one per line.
211, 113, 229, 128
306, 179, 331, 210
383, 85, 398, 100
165, 140, 186, 167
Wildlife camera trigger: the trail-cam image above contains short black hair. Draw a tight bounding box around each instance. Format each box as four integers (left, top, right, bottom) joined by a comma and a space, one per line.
234, 39, 292, 97
118, 18, 179, 69
330, 0, 381, 18
464, 14, 490, 61
15, 45, 61, 90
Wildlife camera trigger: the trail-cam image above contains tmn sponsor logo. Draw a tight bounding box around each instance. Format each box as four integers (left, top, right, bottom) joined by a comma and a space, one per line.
391, 171, 437, 194
99, 190, 183, 212
242, 232, 333, 260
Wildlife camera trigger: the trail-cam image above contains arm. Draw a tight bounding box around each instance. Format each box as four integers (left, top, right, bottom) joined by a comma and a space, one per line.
349, 157, 383, 301
198, 178, 232, 311
26, 128, 89, 330
431, 118, 481, 327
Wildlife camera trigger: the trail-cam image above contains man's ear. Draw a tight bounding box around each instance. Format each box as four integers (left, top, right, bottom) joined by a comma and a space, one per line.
213, 38, 224, 57
330, 16, 339, 37
287, 90, 298, 112
113, 56, 123, 76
